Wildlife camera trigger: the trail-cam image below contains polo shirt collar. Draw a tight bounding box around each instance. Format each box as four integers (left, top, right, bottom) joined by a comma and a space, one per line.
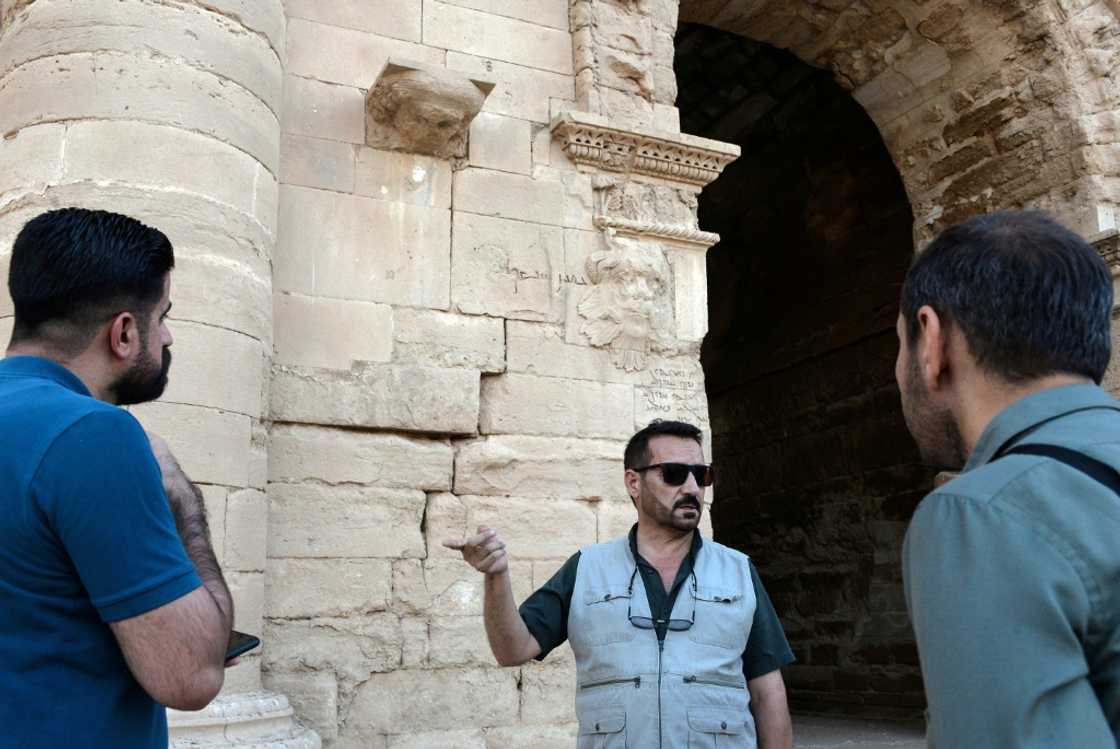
965, 383, 1120, 470
627, 522, 703, 567
0, 355, 92, 397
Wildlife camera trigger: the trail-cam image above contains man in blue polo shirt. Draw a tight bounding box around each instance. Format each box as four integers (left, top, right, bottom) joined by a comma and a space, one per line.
0, 208, 235, 747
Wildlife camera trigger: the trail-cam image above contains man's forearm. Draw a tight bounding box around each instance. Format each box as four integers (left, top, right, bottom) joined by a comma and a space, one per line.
750, 672, 793, 749
483, 570, 537, 666
165, 469, 234, 633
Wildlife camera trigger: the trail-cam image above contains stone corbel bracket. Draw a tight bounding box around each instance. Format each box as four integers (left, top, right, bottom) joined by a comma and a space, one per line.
550, 110, 740, 188
366, 57, 495, 159
593, 215, 721, 251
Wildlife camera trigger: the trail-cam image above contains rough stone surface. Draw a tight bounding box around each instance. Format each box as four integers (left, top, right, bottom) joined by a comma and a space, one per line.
392, 307, 505, 372
454, 435, 627, 500
266, 559, 392, 619
270, 362, 480, 435
273, 293, 393, 370
480, 373, 635, 440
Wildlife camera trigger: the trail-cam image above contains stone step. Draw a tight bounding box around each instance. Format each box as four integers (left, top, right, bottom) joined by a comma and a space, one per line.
169, 691, 321, 749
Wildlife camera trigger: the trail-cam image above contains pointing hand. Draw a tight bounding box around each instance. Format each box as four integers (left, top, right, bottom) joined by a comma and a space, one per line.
442, 526, 509, 576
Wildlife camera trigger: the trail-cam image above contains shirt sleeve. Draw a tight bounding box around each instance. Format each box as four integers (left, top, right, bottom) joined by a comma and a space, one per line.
742, 560, 796, 681
903, 492, 1112, 748
519, 551, 580, 660
32, 409, 201, 623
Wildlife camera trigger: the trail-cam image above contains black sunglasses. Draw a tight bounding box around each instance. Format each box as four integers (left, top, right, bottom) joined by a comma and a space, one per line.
632, 462, 714, 487
627, 568, 697, 631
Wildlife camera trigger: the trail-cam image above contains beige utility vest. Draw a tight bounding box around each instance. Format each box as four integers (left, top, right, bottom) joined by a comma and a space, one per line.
569, 536, 758, 748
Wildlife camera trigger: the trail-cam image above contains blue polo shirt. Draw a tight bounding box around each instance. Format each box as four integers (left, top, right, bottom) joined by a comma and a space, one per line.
0, 356, 201, 748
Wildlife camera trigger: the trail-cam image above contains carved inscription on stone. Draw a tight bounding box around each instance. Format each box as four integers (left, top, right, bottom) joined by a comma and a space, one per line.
577, 229, 673, 372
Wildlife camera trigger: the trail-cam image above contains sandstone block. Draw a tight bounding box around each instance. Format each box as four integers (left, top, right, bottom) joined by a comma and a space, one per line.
286, 17, 441, 89
634, 383, 711, 433
266, 558, 391, 618
161, 321, 263, 417
423, 1, 572, 75
249, 422, 269, 491
263, 614, 402, 685
387, 730, 486, 749
279, 133, 356, 193
454, 434, 626, 500
281, 75, 365, 145
269, 425, 453, 490
480, 373, 635, 440
453, 167, 566, 226
273, 293, 393, 370
284, 0, 422, 41
0, 123, 63, 201
401, 615, 430, 668
199, 484, 228, 566
469, 112, 532, 175
270, 362, 479, 435
130, 402, 251, 488
65, 118, 262, 221
0, 53, 279, 173
0, 317, 10, 348
521, 659, 578, 724
218, 652, 262, 694
224, 489, 268, 571
172, 254, 271, 344
0, 0, 282, 111
392, 308, 504, 372
261, 671, 339, 742
268, 483, 426, 559
421, 556, 535, 616
440, 0, 567, 29
463, 495, 597, 559
343, 668, 518, 737
275, 185, 450, 309
669, 249, 709, 342
427, 616, 494, 667
447, 52, 575, 124
228, 570, 265, 633
508, 320, 706, 387
450, 213, 565, 322
392, 559, 431, 614
485, 725, 577, 748
597, 499, 647, 543
354, 149, 452, 208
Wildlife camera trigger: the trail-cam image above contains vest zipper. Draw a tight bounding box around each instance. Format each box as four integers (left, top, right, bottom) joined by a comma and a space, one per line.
683, 674, 746, 690
657, 638, 664, 749
578, 676, 641, 690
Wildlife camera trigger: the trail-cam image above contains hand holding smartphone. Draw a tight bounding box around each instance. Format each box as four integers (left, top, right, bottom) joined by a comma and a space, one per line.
225, 630, 260, 662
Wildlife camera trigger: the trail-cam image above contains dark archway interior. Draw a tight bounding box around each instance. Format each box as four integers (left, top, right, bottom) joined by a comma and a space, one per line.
677, 24, 935, 718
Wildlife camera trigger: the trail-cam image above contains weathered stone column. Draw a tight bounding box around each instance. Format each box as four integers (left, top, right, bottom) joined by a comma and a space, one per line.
0, 1, 316, 745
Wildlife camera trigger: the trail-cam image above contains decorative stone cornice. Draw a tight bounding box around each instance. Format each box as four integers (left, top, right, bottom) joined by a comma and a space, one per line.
594, 215, 721, 249
1091, 228, 1120, 269
551, 111, 740, 188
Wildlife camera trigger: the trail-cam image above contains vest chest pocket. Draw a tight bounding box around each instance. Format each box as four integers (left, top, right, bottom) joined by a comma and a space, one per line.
579, 586, 636, 646
578, 709, 627, 749
687, 707, 750, 748
687, 586, 748, 650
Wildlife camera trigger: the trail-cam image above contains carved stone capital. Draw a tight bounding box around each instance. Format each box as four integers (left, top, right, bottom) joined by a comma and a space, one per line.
551, 111, 740, 188
591, 176, 720, 250
365, 58, 494, 159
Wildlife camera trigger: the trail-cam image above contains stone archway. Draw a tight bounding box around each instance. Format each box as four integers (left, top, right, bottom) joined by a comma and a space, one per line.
678, 0, 1120, 242
677, 23, 929, 718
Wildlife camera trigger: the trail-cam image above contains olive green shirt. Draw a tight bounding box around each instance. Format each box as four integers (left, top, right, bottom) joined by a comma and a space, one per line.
903, 384, 1120, 748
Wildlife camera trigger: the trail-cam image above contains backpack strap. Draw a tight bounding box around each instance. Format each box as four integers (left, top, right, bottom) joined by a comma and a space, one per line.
1003, 444, 1120, 497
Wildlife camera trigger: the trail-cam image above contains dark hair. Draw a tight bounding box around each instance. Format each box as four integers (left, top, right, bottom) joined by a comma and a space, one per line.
624, 419, 704, 469
900, 210, 1112, 384
8, 208, 175, 351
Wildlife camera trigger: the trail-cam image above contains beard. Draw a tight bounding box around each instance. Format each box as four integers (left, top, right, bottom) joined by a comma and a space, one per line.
113, 345, 171, 405
900, 356, 966, 471
641, 490, 703, 533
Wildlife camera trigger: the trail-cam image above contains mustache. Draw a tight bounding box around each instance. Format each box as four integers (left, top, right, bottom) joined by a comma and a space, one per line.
674, 496, 701, 510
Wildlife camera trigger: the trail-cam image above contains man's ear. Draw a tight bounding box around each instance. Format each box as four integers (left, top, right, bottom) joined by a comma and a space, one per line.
915, 304, 948, 391
624, 468, 641, 507
107, 311, 140, 363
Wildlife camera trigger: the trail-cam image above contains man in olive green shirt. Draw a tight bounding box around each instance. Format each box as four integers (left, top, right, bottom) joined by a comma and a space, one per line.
896, 210, 1119, 747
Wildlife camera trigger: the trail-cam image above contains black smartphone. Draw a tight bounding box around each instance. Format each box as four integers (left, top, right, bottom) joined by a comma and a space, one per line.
225, 630, 261, 661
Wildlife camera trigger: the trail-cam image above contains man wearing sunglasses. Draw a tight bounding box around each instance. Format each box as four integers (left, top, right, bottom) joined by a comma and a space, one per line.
444, 419, 794, 748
